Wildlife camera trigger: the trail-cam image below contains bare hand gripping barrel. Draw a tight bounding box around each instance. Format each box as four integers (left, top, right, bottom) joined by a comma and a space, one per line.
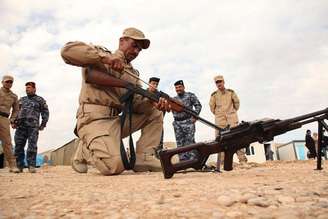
159, 108, 328, 179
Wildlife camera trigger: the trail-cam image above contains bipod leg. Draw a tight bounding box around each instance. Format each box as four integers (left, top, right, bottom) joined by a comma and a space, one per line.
316, 119, 328, 170
216, 152, 222, 173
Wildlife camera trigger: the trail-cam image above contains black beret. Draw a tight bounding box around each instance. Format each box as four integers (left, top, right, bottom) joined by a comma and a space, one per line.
149, 77, 160, 83
25, 81, 36, 88
174, 80, 184, 86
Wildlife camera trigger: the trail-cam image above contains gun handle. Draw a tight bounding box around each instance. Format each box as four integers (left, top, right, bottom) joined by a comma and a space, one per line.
159, 143, 210, 179
223, 151, 234, 171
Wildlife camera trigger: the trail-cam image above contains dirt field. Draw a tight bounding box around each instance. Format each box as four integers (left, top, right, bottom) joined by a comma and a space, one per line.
1, 160, 328, 219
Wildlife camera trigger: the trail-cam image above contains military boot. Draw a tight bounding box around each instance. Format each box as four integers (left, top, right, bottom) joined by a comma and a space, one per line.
133, 149, 162, 172
28, 166, 36, 173
9, 167, 20, 173
8, 159, 20, 173
71, 138, 89, 174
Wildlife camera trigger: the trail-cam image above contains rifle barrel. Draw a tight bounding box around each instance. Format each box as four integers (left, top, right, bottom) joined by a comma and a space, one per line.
134, 87, 222, 130
287, 108, 328, 124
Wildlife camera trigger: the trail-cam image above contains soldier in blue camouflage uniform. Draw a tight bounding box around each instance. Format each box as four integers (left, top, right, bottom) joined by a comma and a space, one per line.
14, 82, 49, 173
172, 80, 202, 161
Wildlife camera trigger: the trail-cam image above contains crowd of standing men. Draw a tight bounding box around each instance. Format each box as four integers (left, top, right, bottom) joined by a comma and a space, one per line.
0, 76, 49, 173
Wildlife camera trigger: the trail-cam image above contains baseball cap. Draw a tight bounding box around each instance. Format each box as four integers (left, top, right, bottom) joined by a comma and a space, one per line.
214, 75, 224, 82
2, 75, 14, 82
122, 27, 150, 49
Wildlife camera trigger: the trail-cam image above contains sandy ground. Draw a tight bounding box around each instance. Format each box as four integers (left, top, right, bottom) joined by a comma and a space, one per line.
1, 160, 328, 219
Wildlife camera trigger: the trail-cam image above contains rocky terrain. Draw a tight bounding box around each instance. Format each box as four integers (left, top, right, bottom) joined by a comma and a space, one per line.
1, 160, 328, 218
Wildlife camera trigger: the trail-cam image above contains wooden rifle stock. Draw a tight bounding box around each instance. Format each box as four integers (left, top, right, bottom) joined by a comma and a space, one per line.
85, 68, 221, 130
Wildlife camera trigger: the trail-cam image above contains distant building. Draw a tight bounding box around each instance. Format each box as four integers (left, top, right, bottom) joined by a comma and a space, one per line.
39, 149, 54, 165
50, 139, 76, 165
276, 140, 308, 160
48, 140, 178, 166
48, 139, 312, 167
206, 142, 275, 165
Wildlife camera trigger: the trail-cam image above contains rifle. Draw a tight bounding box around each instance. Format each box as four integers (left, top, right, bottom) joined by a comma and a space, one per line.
85, 68, 221, 130
158, 108, 328, 178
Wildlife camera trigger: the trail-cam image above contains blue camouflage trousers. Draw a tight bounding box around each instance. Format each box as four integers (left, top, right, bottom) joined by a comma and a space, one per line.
173, 119, 198, 161
14, 125, 39, 168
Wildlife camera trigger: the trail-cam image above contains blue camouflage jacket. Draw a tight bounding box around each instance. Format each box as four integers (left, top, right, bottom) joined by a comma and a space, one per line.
172, 92, 202, 120
17, 94, 49, 128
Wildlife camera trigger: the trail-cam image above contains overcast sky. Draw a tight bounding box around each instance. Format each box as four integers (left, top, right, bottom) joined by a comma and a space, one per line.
1, 0, 327, 152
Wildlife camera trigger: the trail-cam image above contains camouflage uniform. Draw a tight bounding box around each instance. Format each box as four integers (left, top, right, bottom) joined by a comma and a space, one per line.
209, 75, 247, 164
172, 92, 202, 161
61, 28, 164, 175
0, 84, 19, 170
14, 94, 49, 168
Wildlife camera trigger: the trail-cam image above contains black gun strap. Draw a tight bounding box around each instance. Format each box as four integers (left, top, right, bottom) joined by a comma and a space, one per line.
119, 90, 136, 170
73, 125, 79, 137
0, 111, 10, 118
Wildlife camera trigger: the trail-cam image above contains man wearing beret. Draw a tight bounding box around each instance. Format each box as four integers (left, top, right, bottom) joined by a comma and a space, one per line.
148, 77, 165, 158
173, 80, 202, 161
209, 75, 248, 168
0, 75, 20, 173
148, 77, 160, 93
14, 81, 49, 173
61, 27, 170, 175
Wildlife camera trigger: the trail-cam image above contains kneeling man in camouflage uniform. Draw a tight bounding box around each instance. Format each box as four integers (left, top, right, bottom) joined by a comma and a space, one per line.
61, 27, 170, 175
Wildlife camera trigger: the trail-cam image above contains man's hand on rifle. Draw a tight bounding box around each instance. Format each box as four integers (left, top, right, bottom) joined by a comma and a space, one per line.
101, 54, 124, 72
153, 97, 171, 112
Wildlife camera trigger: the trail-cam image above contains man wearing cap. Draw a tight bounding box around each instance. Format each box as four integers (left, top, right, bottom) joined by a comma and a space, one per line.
173, 80, 202, 161
61, 27, 169, 175
0, 75, 20, 173
14, 81, 49, 173
148, 77, 164, 158
209, 75, 248, 167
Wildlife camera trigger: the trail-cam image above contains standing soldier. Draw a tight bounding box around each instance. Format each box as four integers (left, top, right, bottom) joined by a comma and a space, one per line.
14, 82, 49, 173
148, 77, 164, 158
172, 80, 202, 161
209, 75, 247, 169
0, 75, 20, 173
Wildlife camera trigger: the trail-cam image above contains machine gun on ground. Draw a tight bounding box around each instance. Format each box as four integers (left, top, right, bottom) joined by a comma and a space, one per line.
158, 108, 328, 179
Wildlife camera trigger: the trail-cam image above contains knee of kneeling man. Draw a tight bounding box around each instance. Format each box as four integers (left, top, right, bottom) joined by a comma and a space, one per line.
94, 156, 125, 176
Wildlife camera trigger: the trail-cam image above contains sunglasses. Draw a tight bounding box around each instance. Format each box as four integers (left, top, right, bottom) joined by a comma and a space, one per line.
215, 80, 223, 84
4, 80, 13, 84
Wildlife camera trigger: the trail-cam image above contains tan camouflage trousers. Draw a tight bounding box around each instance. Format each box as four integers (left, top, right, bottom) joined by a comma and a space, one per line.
0, 116, 17, 168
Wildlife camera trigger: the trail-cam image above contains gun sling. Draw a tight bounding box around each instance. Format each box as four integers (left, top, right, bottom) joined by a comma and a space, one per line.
0, 111, 9, 118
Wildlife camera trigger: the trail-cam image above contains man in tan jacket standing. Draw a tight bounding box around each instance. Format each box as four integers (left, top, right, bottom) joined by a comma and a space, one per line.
0, 75, 20, 173
61, 27, 169, 175
209, 75, 247, 169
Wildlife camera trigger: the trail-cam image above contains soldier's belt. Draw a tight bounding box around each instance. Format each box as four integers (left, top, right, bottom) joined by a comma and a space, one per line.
174, 116, 192, 121
0, 111, 9, 118
83, 104, 121, 117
